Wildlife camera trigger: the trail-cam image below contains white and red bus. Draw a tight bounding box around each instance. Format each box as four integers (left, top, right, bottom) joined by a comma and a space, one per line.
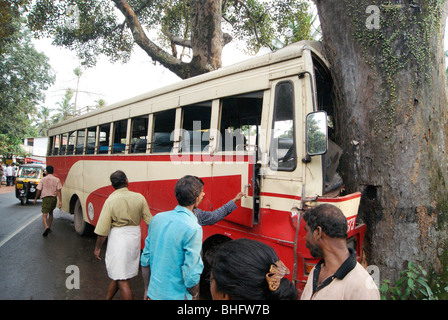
46, 40, 366, 293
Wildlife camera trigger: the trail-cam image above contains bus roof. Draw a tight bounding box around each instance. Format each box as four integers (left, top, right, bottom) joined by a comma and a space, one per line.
48, 40, 327, 132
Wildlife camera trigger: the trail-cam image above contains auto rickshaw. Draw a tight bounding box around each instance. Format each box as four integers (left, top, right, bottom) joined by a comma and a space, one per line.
15, 164, 46, 205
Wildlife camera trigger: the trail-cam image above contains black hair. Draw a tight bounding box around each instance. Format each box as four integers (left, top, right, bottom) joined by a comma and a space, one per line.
174, 175, 204, 206
303, 203, 348, 239
46, 166, 54, 174
110, 170, 127, 189
211, 238, 298, 300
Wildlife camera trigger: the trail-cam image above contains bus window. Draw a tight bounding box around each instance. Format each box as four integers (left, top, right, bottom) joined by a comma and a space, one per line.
68, 131, 76, 154
130, 115, 149, 154
152, 109, 175, 153
98, 124, 110, 154
269, 81, 296, 171
181, 103, 212, 153
219, 92, 263, 152
75, 129, 85, 155
53, 135, 60, 155
60, 133, 68, 155
86, 126, 96, 154
112, 119, 127, 154
48, 136, 54, 156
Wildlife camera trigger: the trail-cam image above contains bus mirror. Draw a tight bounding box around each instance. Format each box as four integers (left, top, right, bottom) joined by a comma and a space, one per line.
305, 111, 328, 156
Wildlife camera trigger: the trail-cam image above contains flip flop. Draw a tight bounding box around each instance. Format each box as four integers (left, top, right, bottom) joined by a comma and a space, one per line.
43, 228, 50, 237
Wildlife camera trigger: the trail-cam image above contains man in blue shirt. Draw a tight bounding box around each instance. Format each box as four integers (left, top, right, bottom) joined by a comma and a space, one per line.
141, 175, 205, 300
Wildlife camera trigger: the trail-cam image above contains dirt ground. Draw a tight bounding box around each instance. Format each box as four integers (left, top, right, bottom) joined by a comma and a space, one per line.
0, 185, 14, 194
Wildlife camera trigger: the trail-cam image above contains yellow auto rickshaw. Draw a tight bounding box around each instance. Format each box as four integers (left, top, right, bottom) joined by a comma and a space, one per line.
15, 164, 46, 205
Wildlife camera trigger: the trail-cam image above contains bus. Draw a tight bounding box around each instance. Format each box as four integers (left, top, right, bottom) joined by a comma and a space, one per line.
46, 40, 367, 294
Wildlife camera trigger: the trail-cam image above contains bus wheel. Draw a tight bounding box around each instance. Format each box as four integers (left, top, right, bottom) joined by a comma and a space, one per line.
73, 199, 93, 236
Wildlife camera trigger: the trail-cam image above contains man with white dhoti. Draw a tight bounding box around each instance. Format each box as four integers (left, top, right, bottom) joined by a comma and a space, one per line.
94, 170, 152, 300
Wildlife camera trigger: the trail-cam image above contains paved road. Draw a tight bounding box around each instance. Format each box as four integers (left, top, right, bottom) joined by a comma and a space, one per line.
0, 189, 144, 300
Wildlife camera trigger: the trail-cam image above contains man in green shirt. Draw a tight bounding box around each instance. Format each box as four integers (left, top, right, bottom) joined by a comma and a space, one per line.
94, 170, 152, 300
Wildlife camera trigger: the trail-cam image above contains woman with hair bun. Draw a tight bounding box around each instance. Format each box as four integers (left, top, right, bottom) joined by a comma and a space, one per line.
210, 238, 298, 300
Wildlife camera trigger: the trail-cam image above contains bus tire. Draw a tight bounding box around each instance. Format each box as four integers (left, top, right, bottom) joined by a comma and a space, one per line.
73, 198, 93, 236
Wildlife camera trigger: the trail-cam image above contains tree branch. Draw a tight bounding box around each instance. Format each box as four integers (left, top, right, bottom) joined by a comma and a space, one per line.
162, 25, 231, 48
162, 28, 192, 48
111, 0, 188, 78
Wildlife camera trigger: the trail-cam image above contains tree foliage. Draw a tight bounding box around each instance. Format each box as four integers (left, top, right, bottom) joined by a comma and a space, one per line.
0, 0, 28, 54
53, 89, 76, 123
0, 6, 55, 157
26, 0, 313, 79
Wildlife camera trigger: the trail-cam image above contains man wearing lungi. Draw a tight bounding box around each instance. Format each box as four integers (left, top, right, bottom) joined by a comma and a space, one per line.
94, 170, 152, 300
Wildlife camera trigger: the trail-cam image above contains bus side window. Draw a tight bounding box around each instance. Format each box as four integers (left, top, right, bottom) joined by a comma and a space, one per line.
75, 129, 85, 155
68, 131, 76, 154
48, 136, 54, 156
86, 127, 96, 154
219, 92, 263, 152
112, 119, 127, 154
269, 81, 296, 171
130, 115, 149, 154
181, 103, 212, 153
152, 109, 176, 153
98, 124, 110, 154
53, 135, 60, 155
60, 133, 68, 155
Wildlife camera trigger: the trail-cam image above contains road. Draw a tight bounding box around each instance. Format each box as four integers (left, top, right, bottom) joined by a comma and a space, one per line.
0, 187, 144, 300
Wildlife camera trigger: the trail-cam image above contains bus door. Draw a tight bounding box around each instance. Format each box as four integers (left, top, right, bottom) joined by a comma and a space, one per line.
207, 92, 264, 229
259, 77, 305, 242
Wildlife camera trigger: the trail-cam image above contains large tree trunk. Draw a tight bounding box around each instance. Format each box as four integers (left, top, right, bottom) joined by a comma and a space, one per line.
189, 0, 224, 77
314, 0, 448, 281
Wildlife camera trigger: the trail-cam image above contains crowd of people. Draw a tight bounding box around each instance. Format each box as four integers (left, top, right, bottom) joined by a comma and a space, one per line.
32, 166, 380, 300
93, 170, 380, 300
0, 162, 19, 187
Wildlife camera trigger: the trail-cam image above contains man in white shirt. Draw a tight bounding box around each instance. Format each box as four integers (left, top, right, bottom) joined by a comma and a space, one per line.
6, 164, 14, 186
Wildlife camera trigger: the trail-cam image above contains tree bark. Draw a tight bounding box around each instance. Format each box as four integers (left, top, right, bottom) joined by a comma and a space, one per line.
189, 0, 224, 77
314, 0, 448, 280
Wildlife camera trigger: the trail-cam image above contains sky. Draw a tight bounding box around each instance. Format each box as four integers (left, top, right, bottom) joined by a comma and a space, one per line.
32, 38, 255, 115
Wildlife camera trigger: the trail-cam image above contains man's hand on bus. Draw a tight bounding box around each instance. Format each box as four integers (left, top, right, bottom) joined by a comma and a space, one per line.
232, 192, 246, 204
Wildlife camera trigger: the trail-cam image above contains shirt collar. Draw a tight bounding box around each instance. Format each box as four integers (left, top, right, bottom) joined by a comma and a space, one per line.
111, 187, 128, 194
174, 205, 199, 222
333, 248, 357, 279
312, 248, 357, 295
